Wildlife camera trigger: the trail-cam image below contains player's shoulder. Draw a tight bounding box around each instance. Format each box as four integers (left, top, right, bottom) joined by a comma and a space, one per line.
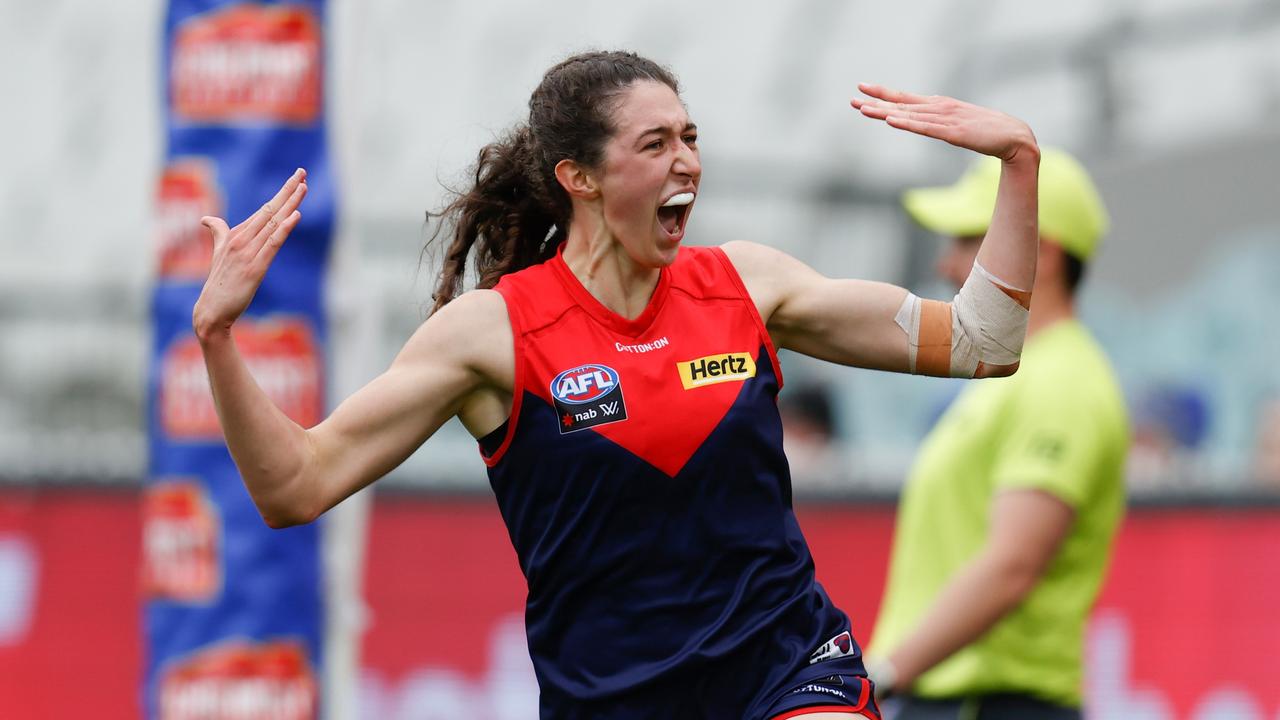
667, 242, 776, 306
432, 288, 511, 326
718, 240, 817, 285
719, 239, 790, 271
403, 289, 513, 371
714, 240, 815, 317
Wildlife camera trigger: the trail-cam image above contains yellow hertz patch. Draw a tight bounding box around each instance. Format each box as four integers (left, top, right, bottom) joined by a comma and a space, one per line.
677, 352, 757, 389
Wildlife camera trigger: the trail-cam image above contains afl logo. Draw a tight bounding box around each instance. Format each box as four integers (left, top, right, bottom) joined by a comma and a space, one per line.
551, 364, 620, 405
550, 364, 628, 434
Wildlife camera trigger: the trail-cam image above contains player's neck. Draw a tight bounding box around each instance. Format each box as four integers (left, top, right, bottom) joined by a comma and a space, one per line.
561, 231, 662, 321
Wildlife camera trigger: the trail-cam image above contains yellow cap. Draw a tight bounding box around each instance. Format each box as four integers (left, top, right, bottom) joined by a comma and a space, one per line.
902, 148, 1110, 260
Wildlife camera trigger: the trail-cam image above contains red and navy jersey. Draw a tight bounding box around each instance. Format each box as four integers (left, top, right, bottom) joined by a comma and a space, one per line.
480, 245, 856, 717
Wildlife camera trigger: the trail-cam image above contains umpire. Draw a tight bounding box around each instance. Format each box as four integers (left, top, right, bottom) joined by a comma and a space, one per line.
867, 149, 1130, 720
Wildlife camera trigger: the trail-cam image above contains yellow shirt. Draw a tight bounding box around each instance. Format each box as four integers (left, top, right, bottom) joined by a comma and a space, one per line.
870, 319, 1129, 706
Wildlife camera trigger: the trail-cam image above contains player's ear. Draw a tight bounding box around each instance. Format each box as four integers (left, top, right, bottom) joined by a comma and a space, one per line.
554, 159, 600, 200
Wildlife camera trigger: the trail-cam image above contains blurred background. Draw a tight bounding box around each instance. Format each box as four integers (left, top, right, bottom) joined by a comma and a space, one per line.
1, 0, 1279, 718
4, 0, 1280, 490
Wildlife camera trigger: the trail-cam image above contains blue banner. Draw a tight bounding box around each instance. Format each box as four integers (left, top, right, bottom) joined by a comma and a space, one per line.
145, 2, 331, 717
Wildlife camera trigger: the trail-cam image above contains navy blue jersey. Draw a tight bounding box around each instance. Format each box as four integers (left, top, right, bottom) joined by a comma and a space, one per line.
480, 245, 864, 718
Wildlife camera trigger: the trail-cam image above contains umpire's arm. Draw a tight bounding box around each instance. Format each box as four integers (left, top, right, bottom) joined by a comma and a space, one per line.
880, 489, 1073, 690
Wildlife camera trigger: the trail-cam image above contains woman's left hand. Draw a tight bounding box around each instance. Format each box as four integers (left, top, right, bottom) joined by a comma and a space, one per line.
851, 84, 1037, 163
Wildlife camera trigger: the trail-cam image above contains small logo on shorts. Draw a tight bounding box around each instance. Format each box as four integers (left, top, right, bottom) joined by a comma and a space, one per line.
788, 682, 854, 701
809, 630, 855, 664
550, 364, 628, 434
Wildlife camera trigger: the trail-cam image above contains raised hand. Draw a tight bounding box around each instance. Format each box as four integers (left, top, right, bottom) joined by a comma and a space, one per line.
851, 84, 1037, 163
192, 169, 308, 340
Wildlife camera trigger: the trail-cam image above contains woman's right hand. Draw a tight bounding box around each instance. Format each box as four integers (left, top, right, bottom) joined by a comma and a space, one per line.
192, 169, 308, 341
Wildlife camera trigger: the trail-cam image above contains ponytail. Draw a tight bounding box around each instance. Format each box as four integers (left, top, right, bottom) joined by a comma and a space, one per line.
425, 126, 564, 316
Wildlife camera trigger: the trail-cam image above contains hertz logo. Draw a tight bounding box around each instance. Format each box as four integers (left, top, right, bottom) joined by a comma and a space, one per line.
677, 352, 756, 389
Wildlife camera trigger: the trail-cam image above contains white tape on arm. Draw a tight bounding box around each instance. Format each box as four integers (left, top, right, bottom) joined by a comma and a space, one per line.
895, 261, 1029, 378
894, 292, 922, 374
950, 261, 1028, 376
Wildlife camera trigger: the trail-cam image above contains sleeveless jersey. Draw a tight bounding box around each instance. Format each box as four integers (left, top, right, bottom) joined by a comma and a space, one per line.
480, 245, 856, 717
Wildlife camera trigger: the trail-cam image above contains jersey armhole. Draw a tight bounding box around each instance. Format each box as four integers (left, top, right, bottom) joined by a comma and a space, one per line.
708, 245, 785, 391
480, 288, 524, 467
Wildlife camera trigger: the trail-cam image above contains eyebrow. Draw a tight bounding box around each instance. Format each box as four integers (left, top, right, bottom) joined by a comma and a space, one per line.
637, 122, 698, 139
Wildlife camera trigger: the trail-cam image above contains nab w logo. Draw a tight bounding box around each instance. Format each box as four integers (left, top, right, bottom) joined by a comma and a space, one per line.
550, 364, 628, 434
677, 352, 756, 390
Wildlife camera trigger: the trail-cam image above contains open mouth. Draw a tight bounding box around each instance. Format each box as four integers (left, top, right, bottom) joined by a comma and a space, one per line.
657, 192, 694, 236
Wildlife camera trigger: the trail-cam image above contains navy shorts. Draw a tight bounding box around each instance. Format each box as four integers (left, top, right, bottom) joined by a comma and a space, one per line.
537, 622, 880, 719
538, 656, 882, 719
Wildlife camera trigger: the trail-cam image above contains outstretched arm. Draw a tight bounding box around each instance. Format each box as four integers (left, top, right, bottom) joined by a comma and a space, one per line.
193, 171, 511, 528
728, 85, 1038, 378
